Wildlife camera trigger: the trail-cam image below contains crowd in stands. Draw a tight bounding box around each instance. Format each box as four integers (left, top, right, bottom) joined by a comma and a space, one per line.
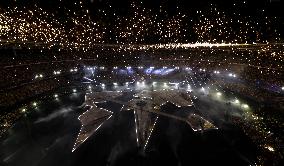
0, 46, 283, 108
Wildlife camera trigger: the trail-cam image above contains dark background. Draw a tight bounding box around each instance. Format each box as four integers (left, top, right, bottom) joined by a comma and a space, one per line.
0, 0, 283, 16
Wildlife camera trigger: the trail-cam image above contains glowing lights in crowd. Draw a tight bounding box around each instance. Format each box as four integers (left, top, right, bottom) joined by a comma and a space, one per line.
234, 99, 240, 104
216, 92, 222, 97
22, 108, 26, 113
242, 104, 249, 109
214, 71, 220, 74
32, 102, 37, 107
0, 2, 281, 50
228, 73, 237, 78
101, 83, 106, 89
187, 84, 191, 90
70, 68, 78, 73
264, 145, 275, 152
185, 67, 192, 70
53, 70, 61, 75
35, 74, 43, 79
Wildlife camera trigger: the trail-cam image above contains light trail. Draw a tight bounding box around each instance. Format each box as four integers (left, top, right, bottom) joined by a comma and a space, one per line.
134, 110, 139, 146
143, 116, 159, 150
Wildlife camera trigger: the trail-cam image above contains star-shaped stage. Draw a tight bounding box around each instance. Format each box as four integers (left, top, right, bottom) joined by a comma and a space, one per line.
72, 89, 217, 152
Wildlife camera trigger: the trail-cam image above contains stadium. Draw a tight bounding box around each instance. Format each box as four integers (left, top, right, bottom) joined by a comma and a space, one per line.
0, 0, 284, 166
